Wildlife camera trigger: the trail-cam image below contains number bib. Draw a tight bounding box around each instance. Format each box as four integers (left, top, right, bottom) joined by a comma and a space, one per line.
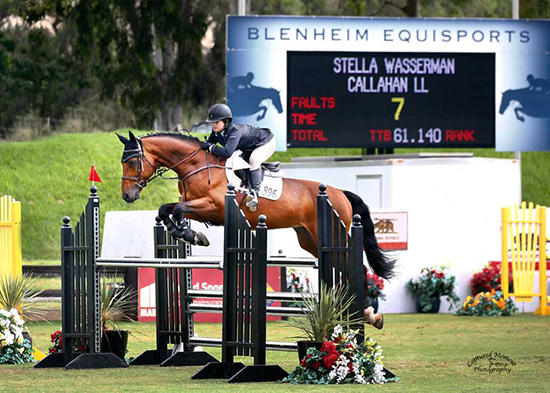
225, 151, 283, 201
258, 175, 283, 201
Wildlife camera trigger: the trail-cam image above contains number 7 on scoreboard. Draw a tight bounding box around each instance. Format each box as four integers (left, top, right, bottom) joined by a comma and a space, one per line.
391, 97, 405, 121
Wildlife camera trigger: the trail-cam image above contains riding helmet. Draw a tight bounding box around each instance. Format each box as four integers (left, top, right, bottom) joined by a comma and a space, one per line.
206, 103, 232, 123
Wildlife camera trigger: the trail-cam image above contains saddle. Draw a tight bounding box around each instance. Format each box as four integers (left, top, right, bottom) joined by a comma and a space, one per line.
225, 151, 283, 201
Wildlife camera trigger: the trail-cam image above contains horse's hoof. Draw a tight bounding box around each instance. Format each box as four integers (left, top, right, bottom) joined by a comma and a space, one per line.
195, 232, 210, 247
373, 314, 384, 330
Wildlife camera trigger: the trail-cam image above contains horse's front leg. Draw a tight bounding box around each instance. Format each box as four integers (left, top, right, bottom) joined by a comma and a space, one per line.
158, 202, 210, 246
256, 106, 267, 121
514, 107, 525, 122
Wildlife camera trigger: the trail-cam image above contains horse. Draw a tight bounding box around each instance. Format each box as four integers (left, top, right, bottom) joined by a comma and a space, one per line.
499, 88, 550, 122
117, 131, 395, 280
228, 86, 283, 121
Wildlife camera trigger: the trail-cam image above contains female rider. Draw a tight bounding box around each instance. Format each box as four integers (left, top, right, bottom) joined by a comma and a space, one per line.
201, 103, 276, 211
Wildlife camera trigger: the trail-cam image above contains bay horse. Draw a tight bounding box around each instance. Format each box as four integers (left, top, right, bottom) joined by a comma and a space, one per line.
117, 131, 395, 279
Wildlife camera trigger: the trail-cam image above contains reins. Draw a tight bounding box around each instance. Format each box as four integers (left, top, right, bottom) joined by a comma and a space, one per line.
121, 137, 226, 191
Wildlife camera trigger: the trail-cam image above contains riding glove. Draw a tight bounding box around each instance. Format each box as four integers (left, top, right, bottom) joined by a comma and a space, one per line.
200, 141, 212, 150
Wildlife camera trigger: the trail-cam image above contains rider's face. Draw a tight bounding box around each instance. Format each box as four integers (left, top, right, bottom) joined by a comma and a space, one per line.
212, 120, 225, 133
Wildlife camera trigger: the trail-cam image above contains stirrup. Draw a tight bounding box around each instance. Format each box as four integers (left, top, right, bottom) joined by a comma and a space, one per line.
245, 191, 258, 211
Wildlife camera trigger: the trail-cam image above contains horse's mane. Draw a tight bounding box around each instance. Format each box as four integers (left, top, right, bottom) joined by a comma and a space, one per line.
141, 132, 201, 144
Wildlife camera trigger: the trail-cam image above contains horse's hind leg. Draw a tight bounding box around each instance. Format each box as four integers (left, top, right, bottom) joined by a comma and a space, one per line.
158, 202, 210, 246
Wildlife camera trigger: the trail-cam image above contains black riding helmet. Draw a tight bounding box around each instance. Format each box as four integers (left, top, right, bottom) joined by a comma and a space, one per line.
206, 103, 232, 123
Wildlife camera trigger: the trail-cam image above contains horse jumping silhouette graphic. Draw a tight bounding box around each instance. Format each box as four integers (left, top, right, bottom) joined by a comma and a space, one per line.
499, 75, 550, 122
228, 73, 283, 121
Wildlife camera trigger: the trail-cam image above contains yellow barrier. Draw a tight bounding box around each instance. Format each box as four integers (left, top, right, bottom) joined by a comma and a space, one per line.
501, 202, 548, 315
0, 195, 22, 277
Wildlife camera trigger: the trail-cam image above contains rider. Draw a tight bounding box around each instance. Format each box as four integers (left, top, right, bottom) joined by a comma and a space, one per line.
201, 103, 276, 211
527, 74, 550, 94
229, 72, 255, 92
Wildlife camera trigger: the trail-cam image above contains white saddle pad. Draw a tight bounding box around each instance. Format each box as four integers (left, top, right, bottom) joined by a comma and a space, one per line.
225, 151, 283, 201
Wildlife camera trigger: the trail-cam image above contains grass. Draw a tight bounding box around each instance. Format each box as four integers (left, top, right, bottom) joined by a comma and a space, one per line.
1, 131, 549, 260
1, 314, 549, 392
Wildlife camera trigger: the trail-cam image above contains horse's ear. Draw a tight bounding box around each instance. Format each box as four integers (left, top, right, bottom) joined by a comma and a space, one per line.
129, 131, 137, 142
116, 132, 129, 145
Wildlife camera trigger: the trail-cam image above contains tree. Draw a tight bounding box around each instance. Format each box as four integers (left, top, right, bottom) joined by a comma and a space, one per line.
13, 0, 229, 131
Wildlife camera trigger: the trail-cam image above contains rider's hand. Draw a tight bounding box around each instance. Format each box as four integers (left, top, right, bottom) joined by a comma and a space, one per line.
200, 142, 212, 150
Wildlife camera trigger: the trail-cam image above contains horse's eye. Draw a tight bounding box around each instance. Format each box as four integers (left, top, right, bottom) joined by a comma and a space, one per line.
128, 159, 138, 168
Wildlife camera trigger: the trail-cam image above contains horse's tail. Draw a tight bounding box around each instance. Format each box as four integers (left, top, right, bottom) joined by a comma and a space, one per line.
343, 190, 396, 280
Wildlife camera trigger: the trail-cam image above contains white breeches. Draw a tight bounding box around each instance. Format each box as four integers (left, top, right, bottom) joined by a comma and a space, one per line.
248, 138, 276, 170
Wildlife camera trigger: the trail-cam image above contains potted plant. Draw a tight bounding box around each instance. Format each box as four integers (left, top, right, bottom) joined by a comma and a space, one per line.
470, 263, 513, 295
0, 273, 44, 346
456, 290, 518, 317
285, 282, 362, 361
100, 275, 137, 360
406, 266, 459, 313
365, 272, 386, 314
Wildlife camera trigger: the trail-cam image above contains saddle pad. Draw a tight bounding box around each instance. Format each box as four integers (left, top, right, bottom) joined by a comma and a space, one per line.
225, 151, 283, 201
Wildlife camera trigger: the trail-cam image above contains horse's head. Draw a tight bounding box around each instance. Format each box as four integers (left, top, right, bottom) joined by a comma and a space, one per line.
116, 131, 157, 203
271, 89, 283, 114
499, 89, 512, 114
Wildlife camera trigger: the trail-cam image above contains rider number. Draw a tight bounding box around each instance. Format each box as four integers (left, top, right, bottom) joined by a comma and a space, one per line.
260, 185, 279, 199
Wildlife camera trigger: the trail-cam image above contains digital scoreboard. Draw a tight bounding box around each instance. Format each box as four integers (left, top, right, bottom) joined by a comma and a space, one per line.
287, 51, 495, 148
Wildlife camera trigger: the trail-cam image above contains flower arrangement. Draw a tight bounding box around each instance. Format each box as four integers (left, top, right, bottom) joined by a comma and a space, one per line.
48, 330, 87, 354
456, 290, 518, 316
406, 266, 459, 312
283, 325, 395, 385
0, 308, 34, 364
470, 263, 512, 295
366, 272, 386, 300
287, 268, 311, 293
49, 330, 62, 353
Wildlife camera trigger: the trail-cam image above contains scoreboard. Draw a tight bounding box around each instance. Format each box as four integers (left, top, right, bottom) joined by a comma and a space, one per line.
287, 51, 495, 148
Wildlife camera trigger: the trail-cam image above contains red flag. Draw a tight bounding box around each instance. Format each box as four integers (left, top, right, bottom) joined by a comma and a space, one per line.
88, 165, 102, 183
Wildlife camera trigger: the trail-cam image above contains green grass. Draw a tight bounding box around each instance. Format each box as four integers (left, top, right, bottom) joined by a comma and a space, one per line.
0, 131, 549, 260
1, 314, 549, 392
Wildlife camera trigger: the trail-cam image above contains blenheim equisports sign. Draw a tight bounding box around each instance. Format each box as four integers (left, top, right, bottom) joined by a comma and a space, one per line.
226, 16, 550, 152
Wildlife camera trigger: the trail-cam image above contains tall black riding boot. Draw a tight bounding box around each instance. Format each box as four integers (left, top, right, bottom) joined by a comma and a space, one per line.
246, 168, 262, 211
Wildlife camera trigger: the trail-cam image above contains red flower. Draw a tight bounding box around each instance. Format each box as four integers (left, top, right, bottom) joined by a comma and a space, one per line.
312, 361, 321, 371
300, 358, 307, 367
323, 353, 339, 369
348, 363, 354, 372
321, 341, 336, 354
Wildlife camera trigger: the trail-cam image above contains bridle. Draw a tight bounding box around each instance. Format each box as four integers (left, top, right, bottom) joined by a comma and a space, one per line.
121, 136, 224, 190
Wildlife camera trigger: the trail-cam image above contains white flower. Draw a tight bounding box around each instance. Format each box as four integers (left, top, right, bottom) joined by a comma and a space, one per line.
13, 313, 24, 326
354, 373, 366, 384
9, 308, 19, 317
5, 331, 14, 345
332, 324, 343, 338
0, 309, 10, 318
